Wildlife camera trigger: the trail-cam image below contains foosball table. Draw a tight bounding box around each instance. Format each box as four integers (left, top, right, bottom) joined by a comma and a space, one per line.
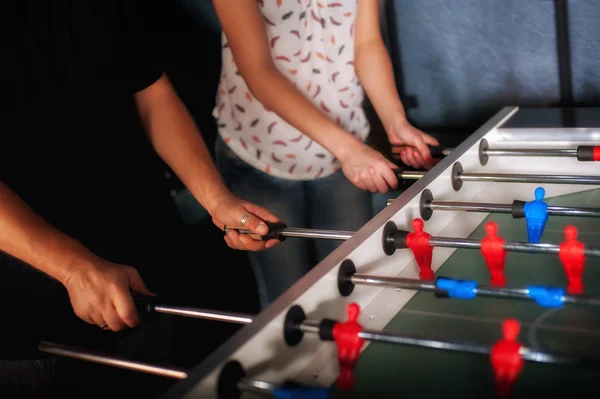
41, 107, 600, 398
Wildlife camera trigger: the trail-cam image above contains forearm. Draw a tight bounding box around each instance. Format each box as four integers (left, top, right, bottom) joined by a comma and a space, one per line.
0, 182, 96, 285
355, 40, 407, 128
136, 83, 231, 215
246, 67, 360, 161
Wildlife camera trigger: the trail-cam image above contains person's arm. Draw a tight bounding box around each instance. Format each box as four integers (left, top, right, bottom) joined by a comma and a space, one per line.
354, 0, 438, 168
134, 74, 280, 251
0, 182, 91, 286
211, 0, 361, 163
0, 182, 149, 331
212, 0, 402, 193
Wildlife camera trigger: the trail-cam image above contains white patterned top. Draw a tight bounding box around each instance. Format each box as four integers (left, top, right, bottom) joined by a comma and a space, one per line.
213, 0, 370, 180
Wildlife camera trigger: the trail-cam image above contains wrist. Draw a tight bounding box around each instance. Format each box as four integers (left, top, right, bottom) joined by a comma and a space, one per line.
380, 106, 408, 132
323, 125, 362, 163
197, 186, 234, 217
58, 241, 100, 287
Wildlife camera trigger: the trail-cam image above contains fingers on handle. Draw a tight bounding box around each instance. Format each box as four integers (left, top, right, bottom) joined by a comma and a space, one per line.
114, 291, 141, 328
241, 213, 268, 235
103, 304, 126, 331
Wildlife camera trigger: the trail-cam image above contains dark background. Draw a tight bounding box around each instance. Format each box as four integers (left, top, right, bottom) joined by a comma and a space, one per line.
112, 0, 600, 389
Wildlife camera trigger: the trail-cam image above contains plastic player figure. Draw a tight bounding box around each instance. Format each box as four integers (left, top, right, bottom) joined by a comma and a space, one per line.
332, 303, 365, 390
407, 218, 434, 280
559, 226, 586, 294
523, 187, 549, 243
491, 319, 524, 398
481, 222, 507, 287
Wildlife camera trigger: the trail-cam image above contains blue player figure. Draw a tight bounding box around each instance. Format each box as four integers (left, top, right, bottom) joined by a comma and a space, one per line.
523, 187, 549, 243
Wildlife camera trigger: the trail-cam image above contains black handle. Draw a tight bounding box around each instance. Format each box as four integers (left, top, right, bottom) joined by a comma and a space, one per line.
133, 294, 156, 321
577, 146, 600, 162
511, 200, 526, 219
433, 276, 449, 298
262, 222, 288, 241
393, 167, 406, 183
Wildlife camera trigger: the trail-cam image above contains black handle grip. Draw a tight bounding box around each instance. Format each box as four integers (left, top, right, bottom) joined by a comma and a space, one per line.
511, 200, 526, 219
577, 146, 600, 162
393, 167, 406, 183
433, 275, 449, 298
262, 222, 288, 241
133, 294, 156, 321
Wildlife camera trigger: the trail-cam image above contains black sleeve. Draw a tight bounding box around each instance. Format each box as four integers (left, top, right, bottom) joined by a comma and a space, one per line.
118, 0, 169, 94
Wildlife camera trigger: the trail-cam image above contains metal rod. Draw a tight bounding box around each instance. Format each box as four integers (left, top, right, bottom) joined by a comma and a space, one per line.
237, 379, 278, 395
459, 173, 600, 185
428, 236, 600, 257
351, 274, 439, 293
483, 148, 577, 157
152, 305, 253, 325
282, 227, 354, 240
40, 341, 281, 395
225, 226, 353, 241
298, 324, 600, 368
427, 201, 600, 218
399, 171, 426, 180
429, 201, 513, 214
39, 341, 189, 379
399, 171, 600, 185
350, 274, 600, 307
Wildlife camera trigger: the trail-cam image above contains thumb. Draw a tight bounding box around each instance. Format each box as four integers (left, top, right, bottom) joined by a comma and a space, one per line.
240, 211, 269, 235
127, 268, 155, 296
422, 133, 439, 147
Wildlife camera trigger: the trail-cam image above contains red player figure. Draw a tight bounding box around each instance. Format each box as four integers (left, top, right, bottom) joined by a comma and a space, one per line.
559, 225, 586, 294
332, 302, 365, 390
406, 218, 434, 280
481, 222, 507, 287
491, 319, 524, 398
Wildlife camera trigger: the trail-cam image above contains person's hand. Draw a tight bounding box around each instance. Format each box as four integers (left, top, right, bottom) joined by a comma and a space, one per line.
209, 193, 282, 251
338, 140, 399, 193
385, 116, 439, 169
63, 257, 153, 332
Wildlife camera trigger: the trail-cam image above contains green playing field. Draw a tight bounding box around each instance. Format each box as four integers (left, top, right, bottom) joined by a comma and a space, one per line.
351, 188, 600, 397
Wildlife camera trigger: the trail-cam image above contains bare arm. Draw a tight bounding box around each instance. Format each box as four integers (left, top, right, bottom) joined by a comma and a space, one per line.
354, 0, 438, 167
134, 74, 280, 250
0, 181, 151, 330
0, 181, 94, 285
212, 0, 361, 162
134, 74, 231, 216
354, 0, 405, 129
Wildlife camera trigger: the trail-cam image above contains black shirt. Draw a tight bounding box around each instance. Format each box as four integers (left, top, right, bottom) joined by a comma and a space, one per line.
0, 0, 184, 357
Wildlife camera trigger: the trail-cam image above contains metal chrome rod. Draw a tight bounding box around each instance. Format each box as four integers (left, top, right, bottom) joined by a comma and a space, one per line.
399, 171, 426, 180
399, 171, 600, 185
484, 148, 578, 157
459, 173, 600, 185
429, 201, 513, 213
428, 236, 600, 257
546, 205, 600, 217
350, 274, 600, 307
282, 227, 354, 240
39, 341, 189, 379
299, 323, 598, 368
152, 305, 253, 325
237, 379, 278, 395
225, 226, 353, 241
427, 201, 600, 218
387, 198, 600, 218
40, 341, 288, 395
351, 274, 439, 292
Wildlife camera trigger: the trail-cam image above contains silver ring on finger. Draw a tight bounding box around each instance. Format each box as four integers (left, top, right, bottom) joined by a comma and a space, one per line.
99, 323, 108, 329
240, 212, 251, 226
